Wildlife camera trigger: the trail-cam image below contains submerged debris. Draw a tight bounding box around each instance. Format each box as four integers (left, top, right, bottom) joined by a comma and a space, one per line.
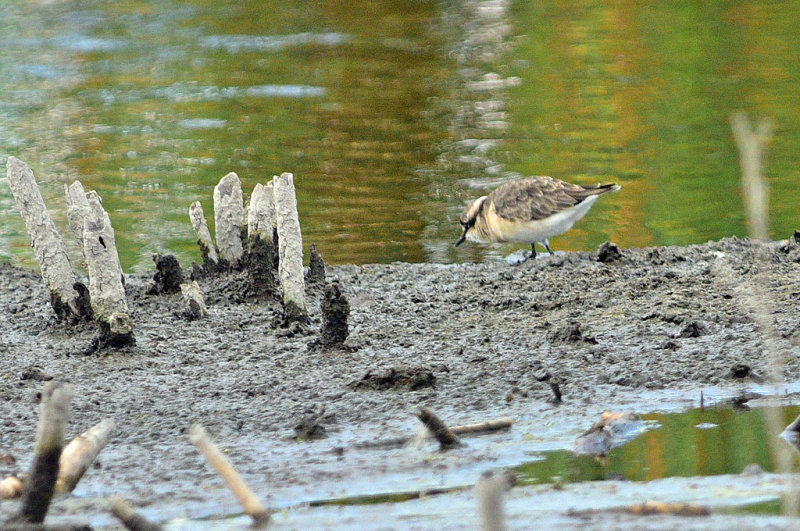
349, 366, 436, 391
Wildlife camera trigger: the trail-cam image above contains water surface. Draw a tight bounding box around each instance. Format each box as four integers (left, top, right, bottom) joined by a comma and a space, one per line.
1, 1, 798, 271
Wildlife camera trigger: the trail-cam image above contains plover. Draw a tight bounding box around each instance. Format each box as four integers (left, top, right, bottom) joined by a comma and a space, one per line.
455, 176, 620, 259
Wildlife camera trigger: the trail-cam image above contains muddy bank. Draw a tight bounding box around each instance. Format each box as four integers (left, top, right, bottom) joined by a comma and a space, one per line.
1, 235, 800, 527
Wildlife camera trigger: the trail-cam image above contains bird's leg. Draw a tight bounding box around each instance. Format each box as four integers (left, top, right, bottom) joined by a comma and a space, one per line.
544, 239, 553, 255
528, 243, 537, 261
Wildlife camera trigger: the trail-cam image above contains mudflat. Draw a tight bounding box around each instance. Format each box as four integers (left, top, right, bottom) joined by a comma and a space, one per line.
1, 234, 799, 528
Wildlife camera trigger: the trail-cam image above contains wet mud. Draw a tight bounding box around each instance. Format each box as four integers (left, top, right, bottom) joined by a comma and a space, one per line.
1, 235, 800, 528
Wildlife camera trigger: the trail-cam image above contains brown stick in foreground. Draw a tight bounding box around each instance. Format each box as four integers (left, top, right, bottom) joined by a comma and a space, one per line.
109, 495, 163, 531
416, 407, 463, 450
5, 382, 73, 526
56, 418, 115, 493
188, 424, 270, 525
354, 417, 514, 449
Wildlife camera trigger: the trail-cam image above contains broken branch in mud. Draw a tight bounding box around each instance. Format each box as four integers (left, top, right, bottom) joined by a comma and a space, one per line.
109, 495, 163, 531
56, 418, 115, 493
83, 214, 134, 346
189, 201, 220, 269
85, 190, 124, 283
188, 424, 270, 525
213, 172, 245, 268
5, 156, 84, 320
730, 111, 772, 240
274, 172, 308, 323
475, 470, 516, 531
64, 180, 92, 251
6, 382, 73, 526
353, 417, 514, 449
416, 407, 463, 450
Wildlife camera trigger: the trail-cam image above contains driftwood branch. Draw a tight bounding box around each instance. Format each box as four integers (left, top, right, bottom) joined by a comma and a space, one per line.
109, 495, 163, 531
6, 157, 82, 320
353, 417, 514, 449
189, 424, 269, 525
6, 382, 73, 526
213, 172, 245, 268
56, 418, 115, 493
416, 407, 463, 450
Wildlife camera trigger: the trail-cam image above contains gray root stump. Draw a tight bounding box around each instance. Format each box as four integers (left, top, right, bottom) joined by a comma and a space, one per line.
84, 216, 134, 346
321, 281, 349, 345
245, 182, 277, 300
273, 172, 307, 322
180, 281, 208, 320
189, 201, 220, 270
6, 382, 73, 526
6, 157, 83, 320
86, 190, 124, 282
56, 418, 115, 494
213, 172, 245, 268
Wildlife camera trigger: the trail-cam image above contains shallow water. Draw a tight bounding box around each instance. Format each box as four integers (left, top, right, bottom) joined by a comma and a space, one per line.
1, 1, 799, 271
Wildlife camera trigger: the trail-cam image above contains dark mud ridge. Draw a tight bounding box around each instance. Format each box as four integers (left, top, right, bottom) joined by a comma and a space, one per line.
1, 235, 800, 528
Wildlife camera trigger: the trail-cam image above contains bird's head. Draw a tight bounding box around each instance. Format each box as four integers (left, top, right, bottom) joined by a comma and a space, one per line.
455, 196, 487, 247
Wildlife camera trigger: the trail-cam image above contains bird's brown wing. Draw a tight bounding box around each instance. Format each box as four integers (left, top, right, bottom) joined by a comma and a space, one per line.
490, 177, 617, 221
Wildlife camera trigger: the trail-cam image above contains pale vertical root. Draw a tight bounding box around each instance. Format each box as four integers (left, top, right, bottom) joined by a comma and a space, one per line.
728, 111, 797, 515
213, 172, 245, 268
730, 111, 772, 240
273, 172, 307, 322
108, 495, 163, 531
56, 418, 115, 493
65, 180, 92, 250
84, 215, 134, 346
5, 157, 82, 320
85, 190, 124, 282
245, 182, 278, 300
188, 424, 270, 525
189, 201, 220, 268
475, 470, 516, 531
6, 382, 73, 526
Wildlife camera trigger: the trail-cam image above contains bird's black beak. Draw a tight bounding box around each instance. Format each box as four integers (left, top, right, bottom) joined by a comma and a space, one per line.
455, 228, 467, 247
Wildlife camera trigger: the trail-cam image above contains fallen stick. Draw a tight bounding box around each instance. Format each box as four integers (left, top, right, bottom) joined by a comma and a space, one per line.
189, 201, 220, 269
188, 424, 269, 525
353, 417, 514, 449
5, 382, 73, 526
416, 407, 463, 450
56, 418, 115, 493
6, 157, 82, 320
109, 495, 163, 531
213, 172, 245, 268
273, 172, 307, 323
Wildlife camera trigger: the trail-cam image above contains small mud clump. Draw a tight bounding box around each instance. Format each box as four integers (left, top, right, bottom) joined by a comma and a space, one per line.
293, 415, 328, 441
597, 241, 622, 263
678, 321, 708, 338
350, 366, 436, 391
548, 322, 597, 344
149, 253, 185, 294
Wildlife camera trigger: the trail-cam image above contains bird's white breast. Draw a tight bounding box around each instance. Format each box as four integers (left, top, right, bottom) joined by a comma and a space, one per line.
489, 195, 600, 243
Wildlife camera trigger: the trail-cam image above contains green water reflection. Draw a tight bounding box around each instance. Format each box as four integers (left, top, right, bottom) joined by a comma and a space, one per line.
517, 405, 800, 486
1, 1, 798, 271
